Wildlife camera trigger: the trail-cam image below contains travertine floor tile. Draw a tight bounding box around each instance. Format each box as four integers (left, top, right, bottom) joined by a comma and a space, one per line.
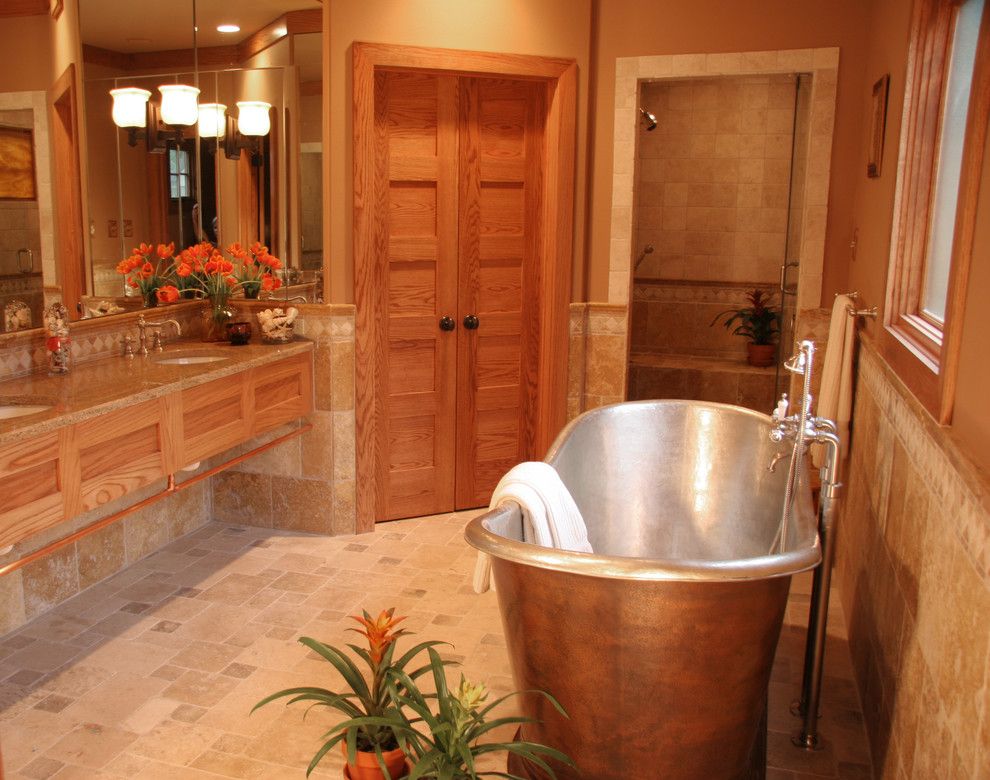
0, 511, 871, 779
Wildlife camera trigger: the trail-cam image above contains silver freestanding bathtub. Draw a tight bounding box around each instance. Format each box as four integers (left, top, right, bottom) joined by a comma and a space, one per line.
464, 400, 821, 780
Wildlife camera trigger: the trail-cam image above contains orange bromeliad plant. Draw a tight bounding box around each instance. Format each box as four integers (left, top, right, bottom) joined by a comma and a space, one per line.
253, 608, 449, 778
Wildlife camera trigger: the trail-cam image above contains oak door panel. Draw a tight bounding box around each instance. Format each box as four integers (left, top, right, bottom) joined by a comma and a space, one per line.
455, 78, 544, 508
376, 71, 459, 521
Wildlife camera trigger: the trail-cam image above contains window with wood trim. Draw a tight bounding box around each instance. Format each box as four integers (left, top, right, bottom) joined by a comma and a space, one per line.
883, 0, 989, 421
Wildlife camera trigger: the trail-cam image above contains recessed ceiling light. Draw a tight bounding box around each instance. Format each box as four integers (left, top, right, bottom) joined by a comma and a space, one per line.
216, 24, 240, 33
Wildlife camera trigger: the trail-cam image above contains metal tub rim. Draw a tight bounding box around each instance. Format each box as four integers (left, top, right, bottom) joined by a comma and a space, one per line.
464, 398, 822, 583
465, 503, 820, 582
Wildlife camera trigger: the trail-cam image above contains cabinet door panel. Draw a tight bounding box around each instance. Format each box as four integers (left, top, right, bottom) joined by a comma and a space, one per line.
0, 432, 68, 548
180, 373, 251, 466
74, 398, 169, 513
252, 353, 313, 436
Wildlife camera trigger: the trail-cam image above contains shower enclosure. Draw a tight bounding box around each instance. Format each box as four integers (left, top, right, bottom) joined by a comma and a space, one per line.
627, 73, 812, 411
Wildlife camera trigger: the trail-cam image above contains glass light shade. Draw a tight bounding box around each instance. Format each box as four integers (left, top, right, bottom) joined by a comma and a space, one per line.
237, 101, 271, 137
158, 84, 200, 126
198, 103, 227, 139
109, 88, 151, 128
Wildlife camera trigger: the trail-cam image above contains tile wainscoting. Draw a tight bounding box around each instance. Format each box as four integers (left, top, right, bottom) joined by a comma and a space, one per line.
567, 302, 628, 419
212, 305, 356, 538
838, 338, 990, 778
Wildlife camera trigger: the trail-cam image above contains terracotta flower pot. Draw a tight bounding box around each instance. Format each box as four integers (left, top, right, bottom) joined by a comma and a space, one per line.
340, 743, 408, 780
747, 343, 776, 368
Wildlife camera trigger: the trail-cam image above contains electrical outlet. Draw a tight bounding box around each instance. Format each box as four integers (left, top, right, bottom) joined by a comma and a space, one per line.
123, 219, 134, 238
108, 219, 118, 238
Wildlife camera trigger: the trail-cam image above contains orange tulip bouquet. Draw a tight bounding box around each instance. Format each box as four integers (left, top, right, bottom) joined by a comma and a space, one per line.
229, 241, 284, 299
115, 242, 176, 307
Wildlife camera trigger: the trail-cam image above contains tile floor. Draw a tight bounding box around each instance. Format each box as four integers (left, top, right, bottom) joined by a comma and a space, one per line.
0, 512, 872, 779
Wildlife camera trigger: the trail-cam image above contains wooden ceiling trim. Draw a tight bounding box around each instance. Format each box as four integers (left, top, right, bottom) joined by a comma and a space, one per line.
0, 0, 49, 18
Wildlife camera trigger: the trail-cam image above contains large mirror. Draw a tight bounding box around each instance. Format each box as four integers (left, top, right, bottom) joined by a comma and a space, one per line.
0, 95, 52, 333
78, 0, 323, 317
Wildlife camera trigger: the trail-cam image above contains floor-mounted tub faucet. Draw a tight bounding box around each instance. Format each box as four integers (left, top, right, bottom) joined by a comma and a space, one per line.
768, 339, 843, 753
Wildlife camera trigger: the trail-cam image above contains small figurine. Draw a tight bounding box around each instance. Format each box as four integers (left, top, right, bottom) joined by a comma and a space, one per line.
43, 302, 71, 374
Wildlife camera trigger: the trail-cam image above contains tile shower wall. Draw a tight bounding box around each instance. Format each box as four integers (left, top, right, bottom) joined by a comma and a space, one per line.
634, 75, 797, 285
626, 76, 797, 410
839, 339, 990, 778
631, 280, 775, 360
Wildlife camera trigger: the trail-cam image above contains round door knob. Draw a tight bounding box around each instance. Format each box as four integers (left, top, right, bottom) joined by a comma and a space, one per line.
463, 314, 479, 330
439, 316, 456, 331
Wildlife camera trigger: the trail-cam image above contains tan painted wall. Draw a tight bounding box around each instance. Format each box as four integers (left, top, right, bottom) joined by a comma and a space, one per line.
844, 0, 990, 472
589, 0, 874, 305
325, 0, 593, 303
953, 132, 990, 468
0, 15, 52, 92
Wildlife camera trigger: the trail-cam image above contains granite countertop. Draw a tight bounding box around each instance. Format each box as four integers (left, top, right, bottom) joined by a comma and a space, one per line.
0, 338, 314, 446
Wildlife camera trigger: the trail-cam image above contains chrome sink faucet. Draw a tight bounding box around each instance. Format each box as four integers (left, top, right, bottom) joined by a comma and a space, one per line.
136, 314, 182, 356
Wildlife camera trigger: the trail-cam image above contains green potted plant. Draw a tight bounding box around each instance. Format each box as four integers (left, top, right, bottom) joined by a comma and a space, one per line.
253, 608, 446, 779
342, 647, 574, 780
711, 288, 780, 367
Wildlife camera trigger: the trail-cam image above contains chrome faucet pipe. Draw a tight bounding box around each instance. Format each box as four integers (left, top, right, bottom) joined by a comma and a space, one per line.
793, 429, 842, 751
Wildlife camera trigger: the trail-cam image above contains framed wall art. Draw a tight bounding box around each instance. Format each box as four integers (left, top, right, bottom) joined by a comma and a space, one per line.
867, 74, 890, 178
0, 126, 37, 200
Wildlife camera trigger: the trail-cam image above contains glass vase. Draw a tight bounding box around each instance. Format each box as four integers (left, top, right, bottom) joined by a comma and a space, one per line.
201, 301, 236, 342
243, 282, 261, 299
142, 288, 159, 308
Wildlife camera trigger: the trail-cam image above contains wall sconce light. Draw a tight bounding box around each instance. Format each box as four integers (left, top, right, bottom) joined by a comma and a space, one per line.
224, 101, 272, 160
158, 84, 200, 127
198, 103, 227, 139
236, 101, 271, 137
110, 87, 151, 129
111, 84, 201, 152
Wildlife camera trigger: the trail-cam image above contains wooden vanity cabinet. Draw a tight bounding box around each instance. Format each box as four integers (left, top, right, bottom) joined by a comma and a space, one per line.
0, 352, 313, 550
176, 353, 313, 465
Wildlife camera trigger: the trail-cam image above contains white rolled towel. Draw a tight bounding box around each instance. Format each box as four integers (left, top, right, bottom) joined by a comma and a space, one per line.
812, 294, 856, 468
472, 462, 593, 594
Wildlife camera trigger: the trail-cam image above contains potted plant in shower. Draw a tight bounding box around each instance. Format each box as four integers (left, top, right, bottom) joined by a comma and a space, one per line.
253, 608, 445, 779
711, 288, 780, 367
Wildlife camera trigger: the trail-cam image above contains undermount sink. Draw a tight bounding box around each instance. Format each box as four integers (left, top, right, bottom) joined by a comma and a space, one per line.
153, 354, 229, 366
0, 404, 52, 420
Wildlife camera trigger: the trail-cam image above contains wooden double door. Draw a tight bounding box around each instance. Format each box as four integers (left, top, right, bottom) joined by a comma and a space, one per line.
371, 70, 546, 521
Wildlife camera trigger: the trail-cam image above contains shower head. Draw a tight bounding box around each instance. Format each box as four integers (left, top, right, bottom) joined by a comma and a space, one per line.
639, 107, 658, 131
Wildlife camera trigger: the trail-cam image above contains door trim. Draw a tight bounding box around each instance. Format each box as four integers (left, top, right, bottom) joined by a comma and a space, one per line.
50, 64, 87, 320
353, 42, 576, 531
